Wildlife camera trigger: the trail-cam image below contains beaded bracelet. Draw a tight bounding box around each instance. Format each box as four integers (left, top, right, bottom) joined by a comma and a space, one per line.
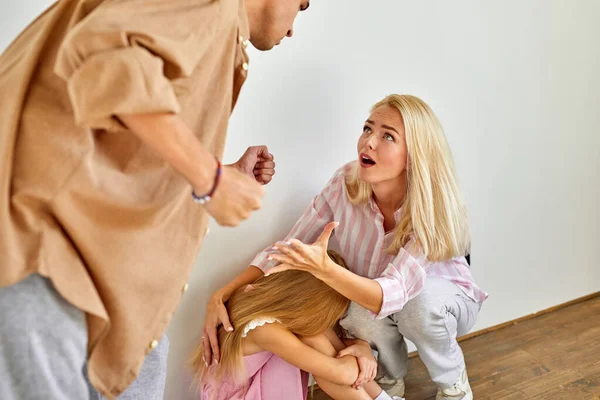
191, 158, 222, 205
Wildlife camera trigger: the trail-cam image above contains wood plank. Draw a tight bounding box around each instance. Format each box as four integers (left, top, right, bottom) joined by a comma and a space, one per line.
312, 296, 600, 400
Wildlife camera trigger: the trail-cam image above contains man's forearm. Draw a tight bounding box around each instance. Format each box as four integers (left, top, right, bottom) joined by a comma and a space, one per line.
119, 113, 217, 193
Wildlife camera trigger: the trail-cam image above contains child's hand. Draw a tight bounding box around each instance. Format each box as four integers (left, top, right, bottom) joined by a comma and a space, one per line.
202, 292, 234, 365
337, 340, 377, 389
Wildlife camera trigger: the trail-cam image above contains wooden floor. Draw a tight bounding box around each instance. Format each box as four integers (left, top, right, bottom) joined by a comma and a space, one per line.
313, 295, 600, 400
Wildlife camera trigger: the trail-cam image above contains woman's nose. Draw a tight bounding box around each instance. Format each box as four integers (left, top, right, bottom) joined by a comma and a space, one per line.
366, 135, 377, 149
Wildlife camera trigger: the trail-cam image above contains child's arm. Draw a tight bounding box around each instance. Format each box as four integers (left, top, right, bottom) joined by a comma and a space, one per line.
246, 323, 359, 386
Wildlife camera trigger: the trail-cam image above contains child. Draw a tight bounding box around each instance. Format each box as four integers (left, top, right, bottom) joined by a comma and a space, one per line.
191, 251, 403, 400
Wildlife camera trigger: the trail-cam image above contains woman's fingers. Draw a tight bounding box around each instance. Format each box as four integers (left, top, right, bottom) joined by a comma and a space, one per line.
264, 263, 293, 276
287, 239, 308, 255
273, 244, 296, 257
316, 221, 339, 245
267, 253, 295, 266
268, 239, 310, 258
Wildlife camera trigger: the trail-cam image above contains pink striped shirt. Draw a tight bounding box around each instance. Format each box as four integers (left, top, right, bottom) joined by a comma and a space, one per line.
251, 162, 488, 319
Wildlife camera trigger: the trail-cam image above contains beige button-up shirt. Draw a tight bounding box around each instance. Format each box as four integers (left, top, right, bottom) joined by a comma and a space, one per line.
0, 0, 250, 397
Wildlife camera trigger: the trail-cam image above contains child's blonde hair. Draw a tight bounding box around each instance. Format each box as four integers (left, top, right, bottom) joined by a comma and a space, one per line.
190, 250, 350, 392
346, 94, 470, 261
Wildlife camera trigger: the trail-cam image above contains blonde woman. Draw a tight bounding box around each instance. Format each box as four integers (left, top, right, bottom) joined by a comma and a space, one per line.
203, 94, 487, 400
192, 251, 402, 400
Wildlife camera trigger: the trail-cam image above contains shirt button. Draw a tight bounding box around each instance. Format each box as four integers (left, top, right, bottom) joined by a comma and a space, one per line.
149, 340, 159, 349
242, 62, 249, 71
205, 227, 210, 236
238, 34, 244, 44
242, 39, 249, 48
182, 283, 189, 293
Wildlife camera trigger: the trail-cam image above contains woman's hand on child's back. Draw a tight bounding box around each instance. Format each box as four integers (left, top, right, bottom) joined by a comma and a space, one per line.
337, 339, 378, 389
202, 292, 234, 365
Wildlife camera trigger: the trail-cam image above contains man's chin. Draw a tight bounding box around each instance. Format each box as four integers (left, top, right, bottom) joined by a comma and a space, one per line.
250, 39, 277, 51
256, 44, 276, 51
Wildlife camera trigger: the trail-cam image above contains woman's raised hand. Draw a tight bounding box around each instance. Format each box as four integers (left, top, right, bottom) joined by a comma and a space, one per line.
265, 222, 339, 279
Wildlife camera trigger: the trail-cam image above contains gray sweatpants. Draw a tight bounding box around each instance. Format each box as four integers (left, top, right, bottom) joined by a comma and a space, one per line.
340, 277, 481, 388
0, 274, 169, 400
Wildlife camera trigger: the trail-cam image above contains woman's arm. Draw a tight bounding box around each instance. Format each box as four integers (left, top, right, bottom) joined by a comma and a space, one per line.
267, 226, 384, 314
247, 323, 359, 386
268, 233, 427, 318
317, 259, 384, 314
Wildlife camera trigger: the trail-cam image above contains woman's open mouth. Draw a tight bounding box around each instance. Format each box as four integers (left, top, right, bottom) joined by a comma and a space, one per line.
359, 153, 376, 168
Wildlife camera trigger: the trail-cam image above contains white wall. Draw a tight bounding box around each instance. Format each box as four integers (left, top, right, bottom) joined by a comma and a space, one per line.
2, 1, 599, 399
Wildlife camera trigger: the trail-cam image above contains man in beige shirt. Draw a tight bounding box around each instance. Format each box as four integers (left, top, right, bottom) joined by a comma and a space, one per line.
0, 0, 311, 399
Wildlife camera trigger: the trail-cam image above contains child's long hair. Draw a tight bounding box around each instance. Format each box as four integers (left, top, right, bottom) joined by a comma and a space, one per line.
346, 94, 470, 261
190, 250, 350, 391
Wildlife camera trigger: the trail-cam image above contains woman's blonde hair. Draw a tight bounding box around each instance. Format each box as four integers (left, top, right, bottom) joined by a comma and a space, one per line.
345, 94, 470, 261
190, 250, 350, 392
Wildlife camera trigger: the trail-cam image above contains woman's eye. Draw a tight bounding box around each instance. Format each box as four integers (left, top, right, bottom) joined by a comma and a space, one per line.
363, 126, 372, 134
384, 133, 394, 141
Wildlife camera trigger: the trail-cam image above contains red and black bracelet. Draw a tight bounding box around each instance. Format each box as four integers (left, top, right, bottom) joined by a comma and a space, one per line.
191, 158, 222, 205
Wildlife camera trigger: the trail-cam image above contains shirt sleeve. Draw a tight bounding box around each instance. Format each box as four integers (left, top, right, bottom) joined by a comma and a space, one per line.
54, 0, 224, 130
251, 168, 346, 273
372, 238, 427, 319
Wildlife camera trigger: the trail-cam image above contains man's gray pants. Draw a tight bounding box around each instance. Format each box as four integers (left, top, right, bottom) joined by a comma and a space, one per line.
0, 274, 168, 400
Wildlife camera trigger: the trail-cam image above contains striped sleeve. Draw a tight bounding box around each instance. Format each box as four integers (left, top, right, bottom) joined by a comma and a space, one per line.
250, 168, 345, 272
372, 245, 427, 319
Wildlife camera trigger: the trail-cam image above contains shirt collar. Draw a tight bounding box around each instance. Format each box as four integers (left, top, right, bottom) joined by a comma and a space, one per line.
368, 195, 404, 222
